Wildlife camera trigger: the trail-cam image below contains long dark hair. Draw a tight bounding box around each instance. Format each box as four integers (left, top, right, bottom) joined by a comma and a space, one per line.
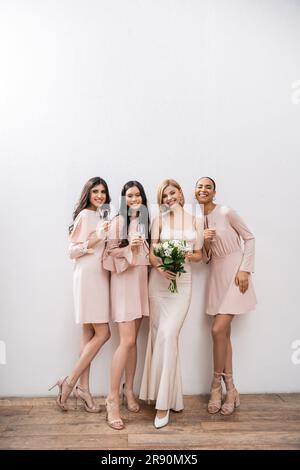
118, 181, 150, 247
69, 177, 111, 234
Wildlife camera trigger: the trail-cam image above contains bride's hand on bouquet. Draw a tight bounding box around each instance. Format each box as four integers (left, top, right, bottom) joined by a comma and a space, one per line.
157, 267, 177, 280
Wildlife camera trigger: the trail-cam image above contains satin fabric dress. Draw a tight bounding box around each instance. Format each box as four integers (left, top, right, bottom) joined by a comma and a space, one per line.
140, 215, 203, 411
203, 205, 257, 315
103, 215, 150, 322
69, 209, 110, 324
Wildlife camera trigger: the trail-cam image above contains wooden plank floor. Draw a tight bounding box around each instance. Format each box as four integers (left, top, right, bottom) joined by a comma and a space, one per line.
0, 394, 300, 450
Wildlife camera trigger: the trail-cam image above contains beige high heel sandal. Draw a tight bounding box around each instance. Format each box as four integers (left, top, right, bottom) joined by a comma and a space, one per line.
74, 385, 101, 413
221, 373, 240, 416
207, 372, 224, 414
48, 376, 73, 412
105, 398, 125, 430
122, 383, 140, 413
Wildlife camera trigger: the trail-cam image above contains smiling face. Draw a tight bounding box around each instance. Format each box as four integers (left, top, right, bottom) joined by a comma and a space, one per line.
162, 185, 182, 208
125, 185, 142, 210
195, 177, 216, 204
88, 184, 107, 209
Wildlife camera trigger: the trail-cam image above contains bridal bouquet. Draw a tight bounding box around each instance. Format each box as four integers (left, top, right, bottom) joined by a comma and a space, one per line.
154, 240, 187, 293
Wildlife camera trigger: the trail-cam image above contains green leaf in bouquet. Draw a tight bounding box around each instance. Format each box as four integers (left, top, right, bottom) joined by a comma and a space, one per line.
163, 257, 174, 265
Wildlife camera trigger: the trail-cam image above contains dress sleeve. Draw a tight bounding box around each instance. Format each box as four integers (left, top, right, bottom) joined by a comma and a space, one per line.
228, 208, 255, 273
103, 216, 133, 273
68, 212, 95, 260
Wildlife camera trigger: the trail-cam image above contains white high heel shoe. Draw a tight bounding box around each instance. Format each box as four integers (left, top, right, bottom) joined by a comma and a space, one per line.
154, 410, 170, 429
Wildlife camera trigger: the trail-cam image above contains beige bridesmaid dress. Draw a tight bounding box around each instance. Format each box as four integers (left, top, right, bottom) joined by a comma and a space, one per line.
203, 205, 257, 315
139, 215, 203, 411
69, 209, 110, 324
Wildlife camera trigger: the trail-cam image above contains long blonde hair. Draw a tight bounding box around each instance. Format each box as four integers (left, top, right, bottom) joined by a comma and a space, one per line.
156, 179, 185, 208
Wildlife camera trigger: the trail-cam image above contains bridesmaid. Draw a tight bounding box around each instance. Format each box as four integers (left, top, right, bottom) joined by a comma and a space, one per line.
49, 177, 111, 412
103, 181, 150, 430
195, 176, 257, 415
140, 179, 202, 428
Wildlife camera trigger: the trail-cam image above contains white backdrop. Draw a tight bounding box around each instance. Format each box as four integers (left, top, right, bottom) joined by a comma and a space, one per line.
1, 0, 300, 396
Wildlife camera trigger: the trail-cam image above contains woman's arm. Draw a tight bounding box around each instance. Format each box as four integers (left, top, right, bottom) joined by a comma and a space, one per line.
228, 208, 255, 273
186, 216, 203, 262
68, 212, 100, 259
228, 208, 255, 293
103, 216, 143, 273
87, 221, 110, 248
69, 240, 93, 260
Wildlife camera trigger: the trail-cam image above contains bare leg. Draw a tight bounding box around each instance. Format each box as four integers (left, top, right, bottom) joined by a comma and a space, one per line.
78, 324, 94, 391
61, 323, 110, 404
220, 324, 240, 415
211, 314, 233, 389
123, 318, 142, 411
223, 326, 233, 377
106, 321, 136, 425
206, 315, 233, 414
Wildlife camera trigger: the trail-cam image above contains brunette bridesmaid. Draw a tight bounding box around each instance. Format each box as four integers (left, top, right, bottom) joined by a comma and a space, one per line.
49, 177, 111, 412
103, 181, 150, 430
195, 176, 257, 415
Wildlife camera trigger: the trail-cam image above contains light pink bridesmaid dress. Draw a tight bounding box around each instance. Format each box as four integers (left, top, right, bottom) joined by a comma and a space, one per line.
69, 209, 110, 324
103, 215, 150, 322
203, 205, 257, 315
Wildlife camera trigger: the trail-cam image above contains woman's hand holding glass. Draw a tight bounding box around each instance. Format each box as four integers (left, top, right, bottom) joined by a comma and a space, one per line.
130, 234, 143, 252
204, 228, 216, 243
130, 223, 145, 252
96, 220, 110, 239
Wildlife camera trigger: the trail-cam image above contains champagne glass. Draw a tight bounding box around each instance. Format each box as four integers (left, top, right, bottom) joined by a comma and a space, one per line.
185, 241, 194, 261
136, 222, 146, 239
186, 241, 194, 253
205, 216, 216, 242
132, 222, 145, 251
96, 205, 111, 238
97, 205, 111, 222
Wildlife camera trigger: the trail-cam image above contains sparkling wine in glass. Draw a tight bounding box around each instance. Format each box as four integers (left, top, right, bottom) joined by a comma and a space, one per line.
99, 206, 111, 221
136, 222, 146, 239
186, 241, 194, 253
205, 216, 216, 242
96, 205, 110, 238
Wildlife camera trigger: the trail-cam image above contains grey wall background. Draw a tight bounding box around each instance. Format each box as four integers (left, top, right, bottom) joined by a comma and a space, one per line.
1, 0, 300, 396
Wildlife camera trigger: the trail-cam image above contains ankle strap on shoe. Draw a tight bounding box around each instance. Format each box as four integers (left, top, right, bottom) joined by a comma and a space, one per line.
76, 385, 88, 393
64, 377, 75, 389
222, 373, 234, 383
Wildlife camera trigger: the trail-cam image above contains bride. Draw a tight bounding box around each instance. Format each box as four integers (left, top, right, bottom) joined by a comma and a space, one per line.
139, 179, 203, 428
